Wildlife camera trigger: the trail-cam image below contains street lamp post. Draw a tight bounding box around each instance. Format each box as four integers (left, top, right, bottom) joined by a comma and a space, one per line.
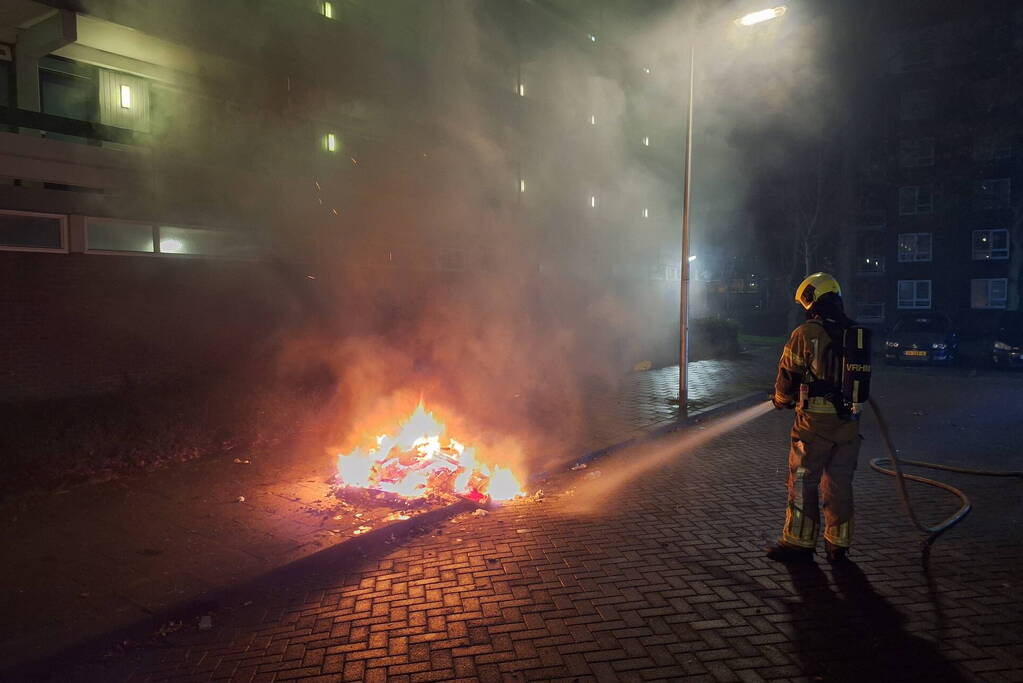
678, 5, 787, 418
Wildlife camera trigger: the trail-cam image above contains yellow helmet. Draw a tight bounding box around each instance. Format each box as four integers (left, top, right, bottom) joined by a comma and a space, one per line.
794, 272, 841, 310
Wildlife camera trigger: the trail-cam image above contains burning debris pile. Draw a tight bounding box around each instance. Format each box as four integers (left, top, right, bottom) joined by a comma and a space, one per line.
335, 402, 522, 504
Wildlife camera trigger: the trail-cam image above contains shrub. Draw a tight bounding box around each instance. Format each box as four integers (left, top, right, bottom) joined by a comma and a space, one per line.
688, 316, 741, 360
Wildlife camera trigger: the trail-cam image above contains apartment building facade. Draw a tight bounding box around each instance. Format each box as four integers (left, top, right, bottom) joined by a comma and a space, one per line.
1, 0, 687, 400
845, 3, 1023, 333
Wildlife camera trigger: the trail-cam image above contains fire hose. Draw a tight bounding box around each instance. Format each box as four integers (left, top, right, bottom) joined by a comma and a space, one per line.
866, 396, 1023, 549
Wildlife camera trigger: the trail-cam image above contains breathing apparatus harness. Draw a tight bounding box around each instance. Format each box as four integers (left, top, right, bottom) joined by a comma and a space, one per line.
798, 315, 872, 419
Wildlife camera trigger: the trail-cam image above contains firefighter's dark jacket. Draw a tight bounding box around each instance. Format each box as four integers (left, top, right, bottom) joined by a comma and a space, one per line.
774, 318, 841, 415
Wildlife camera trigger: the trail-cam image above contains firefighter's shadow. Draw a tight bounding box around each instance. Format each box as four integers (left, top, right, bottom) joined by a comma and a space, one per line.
783, 560, 965, 682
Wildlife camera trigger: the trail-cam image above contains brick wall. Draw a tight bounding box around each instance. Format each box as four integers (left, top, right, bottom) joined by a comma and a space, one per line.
0, 251, 298, 401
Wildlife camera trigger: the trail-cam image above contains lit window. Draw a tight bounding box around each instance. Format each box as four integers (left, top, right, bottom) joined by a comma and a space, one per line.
642, 208, 649, 218
644, 67, 651, 75
972, 229, 1009, 260
160, 238, 185, 254
590, 195, 597, 208
120, 84, 132, 109
642, 136, 650, 146
897, 233, 932, 262
590, 115, 596, 125
322, 1, 334, 19
325, 132, 338, 152
588, 33, 597, 42
519, 179, 525, 193
517, 83, 525, 97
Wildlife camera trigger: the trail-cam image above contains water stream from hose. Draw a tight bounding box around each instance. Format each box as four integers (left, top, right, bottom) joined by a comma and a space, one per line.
565, 401, 775, 514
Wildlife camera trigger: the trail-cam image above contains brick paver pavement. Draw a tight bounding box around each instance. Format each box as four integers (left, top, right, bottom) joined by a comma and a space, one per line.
31, 367, 1023, 682
579, 342, 777, 453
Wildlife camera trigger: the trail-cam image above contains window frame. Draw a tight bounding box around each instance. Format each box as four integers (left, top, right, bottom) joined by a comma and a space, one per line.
0, 209, 69, 254
897, 232, 933, 262
971, 278, 1008, 309
84, 216, 157, 255
898, 185, 933, 215
973, 178, 1011, 211
897, 279, 932, 310
972, 229, 1010, 260
898, 137, 935, 167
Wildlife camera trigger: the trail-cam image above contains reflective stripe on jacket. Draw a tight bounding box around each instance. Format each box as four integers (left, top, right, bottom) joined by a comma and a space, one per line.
774, 319, 838, 414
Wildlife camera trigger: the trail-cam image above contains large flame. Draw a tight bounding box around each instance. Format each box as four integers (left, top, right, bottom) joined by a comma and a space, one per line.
336, 402, 523, 503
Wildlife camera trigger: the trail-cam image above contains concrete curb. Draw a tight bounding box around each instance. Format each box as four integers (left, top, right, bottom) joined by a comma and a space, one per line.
558, 388, 772, 475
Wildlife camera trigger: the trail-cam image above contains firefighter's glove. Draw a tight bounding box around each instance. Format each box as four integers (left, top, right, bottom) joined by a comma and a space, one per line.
772, 397, 796, 411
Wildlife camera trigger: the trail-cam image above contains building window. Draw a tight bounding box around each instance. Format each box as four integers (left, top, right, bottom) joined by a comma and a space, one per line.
86, 218, 155, 253
590, 195, 597, 208
972, 229, 1009, 260
0, 210, 67, 253
39, 56, 99, 127
519, 178, 525, 193
900, 90, 934, 121
517, 82, 525, 97
855, 231, 885, 273
589, 114, 596, 125
853, 279, 885, 321
588, 33, 597, 43
642, 136, 650, 146
321, 1, 334, 19
158, 226, 261, 258
973, 178, 1010, 210
899, 138, 935, 167
898, 185, 933, 215
642, 208, 649, 218
324, 132, 338, 152
973, 136, 1013, 162
897, 280, 931, 309
971, 278, 1007, 309
897, 232, 932, 262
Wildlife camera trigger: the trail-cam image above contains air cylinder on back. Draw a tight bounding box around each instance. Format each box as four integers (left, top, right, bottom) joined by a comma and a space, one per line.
842, 325, 872, 406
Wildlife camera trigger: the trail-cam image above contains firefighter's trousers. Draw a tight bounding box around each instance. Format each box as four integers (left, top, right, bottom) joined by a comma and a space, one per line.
781, 410, 861, 549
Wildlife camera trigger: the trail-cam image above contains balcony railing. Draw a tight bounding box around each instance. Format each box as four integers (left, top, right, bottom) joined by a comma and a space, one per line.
0, 106, 145, 146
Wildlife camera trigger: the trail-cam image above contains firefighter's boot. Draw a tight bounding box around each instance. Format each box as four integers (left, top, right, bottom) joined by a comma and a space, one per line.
765, 542, 815, 563
825, 541, 850, 563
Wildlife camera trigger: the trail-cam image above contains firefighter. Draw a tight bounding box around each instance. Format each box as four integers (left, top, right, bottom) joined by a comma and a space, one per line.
766, 272, 861, 563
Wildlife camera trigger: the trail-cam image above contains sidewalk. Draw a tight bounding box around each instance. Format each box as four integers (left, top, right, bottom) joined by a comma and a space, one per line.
579, 341, 778, 454
12, 364, 1023, 681
0, 345, 778, 673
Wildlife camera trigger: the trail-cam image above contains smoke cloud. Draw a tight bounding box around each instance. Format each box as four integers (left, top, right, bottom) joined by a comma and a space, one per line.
73, 0, 858, 479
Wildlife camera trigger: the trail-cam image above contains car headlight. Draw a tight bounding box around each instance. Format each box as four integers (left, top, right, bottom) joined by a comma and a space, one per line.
885, 341, 900, 348
994, 341, 1011, 351
931, 343, 946, 350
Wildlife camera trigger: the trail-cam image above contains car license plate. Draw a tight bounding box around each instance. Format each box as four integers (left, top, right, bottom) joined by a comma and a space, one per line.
903, 350, 927, 357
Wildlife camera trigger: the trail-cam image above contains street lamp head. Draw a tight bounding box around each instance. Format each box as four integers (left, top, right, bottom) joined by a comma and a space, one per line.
735, 6, 787, 27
